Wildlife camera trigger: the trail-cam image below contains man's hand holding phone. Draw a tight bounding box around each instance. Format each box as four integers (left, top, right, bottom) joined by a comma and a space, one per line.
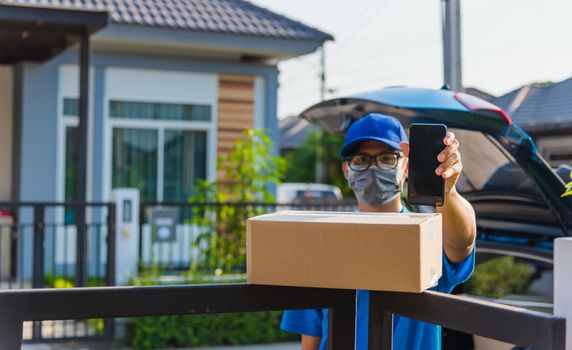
402, 124, 463, 206
435, 131, 462, 195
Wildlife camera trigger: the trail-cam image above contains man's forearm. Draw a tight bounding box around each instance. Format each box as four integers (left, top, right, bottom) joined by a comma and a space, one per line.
302, 335, 321, 350
437, 189, 476, 263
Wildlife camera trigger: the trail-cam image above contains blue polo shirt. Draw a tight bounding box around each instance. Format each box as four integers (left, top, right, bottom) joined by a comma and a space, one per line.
280, 207, 475, 350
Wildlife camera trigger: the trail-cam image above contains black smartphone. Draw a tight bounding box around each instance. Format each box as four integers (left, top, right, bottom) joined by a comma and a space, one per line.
407, 123, 447, 206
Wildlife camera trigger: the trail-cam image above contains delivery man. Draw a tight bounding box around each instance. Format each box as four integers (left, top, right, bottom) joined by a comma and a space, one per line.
281, 113, 476, 350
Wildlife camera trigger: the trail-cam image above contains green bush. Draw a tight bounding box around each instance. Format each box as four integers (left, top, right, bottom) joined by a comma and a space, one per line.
465, 256, 534, 298
127, 310, 295, 349
283, 129, 352, 197
126, 274, 297, 349
187, 129, 286, 274
43, 273, 105, 288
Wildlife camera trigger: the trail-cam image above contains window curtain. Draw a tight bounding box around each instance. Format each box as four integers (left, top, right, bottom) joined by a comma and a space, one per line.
163, 130, 207, 201
112, 128, 158, 201
64, 126, 78, 224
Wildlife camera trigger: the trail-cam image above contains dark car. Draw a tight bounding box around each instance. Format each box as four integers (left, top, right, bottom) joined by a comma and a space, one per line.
299, 87, 572, 349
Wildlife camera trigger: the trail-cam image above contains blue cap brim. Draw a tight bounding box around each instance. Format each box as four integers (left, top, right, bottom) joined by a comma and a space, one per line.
339, 137, 402, 157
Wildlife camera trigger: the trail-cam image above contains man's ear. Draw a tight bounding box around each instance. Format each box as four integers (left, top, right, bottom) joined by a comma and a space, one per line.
341, 161, 349, 180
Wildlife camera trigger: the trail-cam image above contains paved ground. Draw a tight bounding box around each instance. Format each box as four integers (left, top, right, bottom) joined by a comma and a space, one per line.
23, 342, 300, 350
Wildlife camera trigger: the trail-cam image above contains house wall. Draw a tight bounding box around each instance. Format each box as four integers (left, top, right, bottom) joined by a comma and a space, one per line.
18, 62, 60, 202
0, 66, 13, 201
217, 74, 255, 181
536, 135, 572, 167
16, 50, 279, 203
104, 67, 219, 200
12, 45, 279, 281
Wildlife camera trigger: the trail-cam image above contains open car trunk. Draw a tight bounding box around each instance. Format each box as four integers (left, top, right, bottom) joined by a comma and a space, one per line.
299, 87, 572, 244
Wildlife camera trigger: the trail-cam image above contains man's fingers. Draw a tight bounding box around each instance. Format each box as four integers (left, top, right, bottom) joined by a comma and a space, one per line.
442, 160, 463, 179
444, 131, 456, 146
438, 138, 460, 162
436, 152, 461, 175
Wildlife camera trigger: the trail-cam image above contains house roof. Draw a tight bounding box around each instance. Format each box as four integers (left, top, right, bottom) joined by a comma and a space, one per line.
465, 87, 496, 102
3, 0, 333, 42
493, 77, 572, 134
279, 115, 316, 150
0, 4, 108, 64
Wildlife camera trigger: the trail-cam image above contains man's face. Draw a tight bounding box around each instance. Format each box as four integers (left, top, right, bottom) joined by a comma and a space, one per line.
341, 140, 407, 180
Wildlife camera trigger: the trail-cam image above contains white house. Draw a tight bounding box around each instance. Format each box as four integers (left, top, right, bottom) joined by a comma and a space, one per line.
0, 0, 333, 204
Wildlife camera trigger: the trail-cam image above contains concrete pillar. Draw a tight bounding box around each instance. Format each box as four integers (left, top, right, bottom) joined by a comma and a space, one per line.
555, 237, 572, 350
0, 65, 13, 201
112, 188, 140, 285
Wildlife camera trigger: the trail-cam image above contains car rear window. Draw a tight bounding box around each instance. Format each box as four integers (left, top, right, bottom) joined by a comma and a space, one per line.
446, 129, 543, 197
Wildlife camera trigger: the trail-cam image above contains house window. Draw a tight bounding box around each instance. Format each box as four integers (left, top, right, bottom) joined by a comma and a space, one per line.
64, 126, 78, 202
112, 128, 158, 200
63, 98, 79, 117
62, 97, 210, 206
109, 100, 210, 202
62, 98, 79, 223
163, 130, 207, 200
109, 100, 211, 121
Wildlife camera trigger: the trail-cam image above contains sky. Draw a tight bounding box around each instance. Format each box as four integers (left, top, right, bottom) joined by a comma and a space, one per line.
250, 0, 572, 118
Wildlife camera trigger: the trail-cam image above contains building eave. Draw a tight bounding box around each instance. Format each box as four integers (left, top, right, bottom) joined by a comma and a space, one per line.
94, 24, 330, 61
521, 121, 572, 137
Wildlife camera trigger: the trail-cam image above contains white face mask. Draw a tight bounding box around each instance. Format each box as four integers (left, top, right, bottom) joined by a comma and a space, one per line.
347, 165, 404, 207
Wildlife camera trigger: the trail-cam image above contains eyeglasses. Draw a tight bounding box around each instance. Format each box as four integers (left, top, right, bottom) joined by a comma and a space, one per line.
345, 152, 403, 172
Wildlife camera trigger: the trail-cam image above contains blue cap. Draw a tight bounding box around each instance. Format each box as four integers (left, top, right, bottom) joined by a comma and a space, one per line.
339, 113, 408, 157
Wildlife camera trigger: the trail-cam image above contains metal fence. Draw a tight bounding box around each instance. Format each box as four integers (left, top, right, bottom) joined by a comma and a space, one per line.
0, 284, 565, 350
0, 201, 115, 342
139, 201, 357, 273
0, 200, 356, 341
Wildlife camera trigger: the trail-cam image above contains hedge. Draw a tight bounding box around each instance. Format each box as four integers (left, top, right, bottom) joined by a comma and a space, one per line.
125, 275, 297, 349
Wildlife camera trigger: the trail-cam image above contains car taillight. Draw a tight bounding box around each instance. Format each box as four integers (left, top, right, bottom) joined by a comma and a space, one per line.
454, 92, 512, 125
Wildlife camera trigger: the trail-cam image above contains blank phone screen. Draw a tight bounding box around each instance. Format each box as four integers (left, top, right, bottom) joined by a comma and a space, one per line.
408, 124, 447, 206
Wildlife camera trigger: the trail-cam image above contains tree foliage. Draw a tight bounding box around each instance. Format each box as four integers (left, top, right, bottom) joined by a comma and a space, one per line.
283, 129, 352, 196
188, 129, 286, 274
562, 169, 572, 197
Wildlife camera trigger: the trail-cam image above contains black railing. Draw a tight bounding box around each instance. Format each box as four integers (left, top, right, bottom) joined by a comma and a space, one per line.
0, 284, 565, 350
0, 201, 116, 342
0, 284, 356, 349
370, 290, 566, 349
139, 201, 356, 272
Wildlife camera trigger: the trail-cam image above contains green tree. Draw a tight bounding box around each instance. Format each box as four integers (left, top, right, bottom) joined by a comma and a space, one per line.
283, 129, 352, 196
189, 129, 286, 274
562, 169, 572, 197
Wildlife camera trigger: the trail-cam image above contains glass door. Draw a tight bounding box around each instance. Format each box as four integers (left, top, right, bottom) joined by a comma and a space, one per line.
163, 130, 207, 201
112, 128, 158, 201
111, 127, 207, 202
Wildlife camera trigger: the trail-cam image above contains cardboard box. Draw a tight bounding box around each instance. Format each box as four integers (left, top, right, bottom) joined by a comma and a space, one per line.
247, 211, 442, 293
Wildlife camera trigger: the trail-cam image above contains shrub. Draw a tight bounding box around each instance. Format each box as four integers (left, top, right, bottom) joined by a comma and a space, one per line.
464, 256, 534, 298
127, 311, 294, 350
126, 275, 296, 349
188, 129, 286, 274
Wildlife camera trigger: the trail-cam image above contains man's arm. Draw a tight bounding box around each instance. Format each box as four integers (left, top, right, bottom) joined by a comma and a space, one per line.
434, 131, 476, 263
436, 188, 476, 263
401, 131, 476, 263
302, 334, 321, 350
